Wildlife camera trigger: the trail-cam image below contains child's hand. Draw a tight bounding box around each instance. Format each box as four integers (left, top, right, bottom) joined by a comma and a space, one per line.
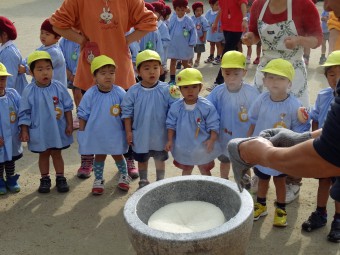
18, 64, 26, 74
0, 137, 4, 147
65, 124, 73, 136
20, 130, 29, 142
204, 138, 215, 153
241, 32, 254, 46
165, 140, 173, 152
199, 35, 206, 43
126, 131, 133, 146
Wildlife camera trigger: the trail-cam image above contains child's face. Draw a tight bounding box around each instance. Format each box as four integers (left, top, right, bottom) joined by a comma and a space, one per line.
40, 29, 59, 46
179, 84, 202, 105
222, 68, 246, 91
175, 6, 187, 18
263, 73, 291, 97
31, 60, 53, 86
325, 66, 340, 90
137, 60, 161, 87
194, 7, 203, 17
94, 65, 116, 91
211, 2, 219, 11
0, 76, 7, 96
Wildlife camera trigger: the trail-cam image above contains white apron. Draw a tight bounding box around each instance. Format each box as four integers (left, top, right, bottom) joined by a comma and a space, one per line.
253, 0, 309, 107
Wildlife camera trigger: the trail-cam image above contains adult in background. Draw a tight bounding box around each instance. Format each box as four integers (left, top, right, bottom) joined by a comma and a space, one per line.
207, 0, 248, 91
242, 0, 322, 203
50, 0, 157, 179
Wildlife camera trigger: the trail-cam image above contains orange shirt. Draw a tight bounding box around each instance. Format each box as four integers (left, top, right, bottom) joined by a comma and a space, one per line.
50, 0, 157, 90
328, 12, 340, 51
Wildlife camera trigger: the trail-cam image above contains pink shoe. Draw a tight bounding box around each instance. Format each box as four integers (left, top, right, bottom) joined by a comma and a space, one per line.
253, 57, 260, 65
127, 159, 139, 179
73, 116, 79, 130
77, 166, 92, 179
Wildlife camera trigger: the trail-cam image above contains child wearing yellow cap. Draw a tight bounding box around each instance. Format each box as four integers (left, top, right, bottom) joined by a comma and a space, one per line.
0, 62, 22, 195
165, 68, 221, 175
247, 58, 310, 227
121, 50, 179, 189
77, 55, 131, 195
207, 51, 259, 181
18, 51, 73, 194
301, 51, 340, 243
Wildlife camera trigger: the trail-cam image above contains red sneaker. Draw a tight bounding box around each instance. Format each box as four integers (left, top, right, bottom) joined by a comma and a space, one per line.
118, 174, 131, 191
92, 179, 104, 195
253, 57, 260, 65
77, 166, 92, 179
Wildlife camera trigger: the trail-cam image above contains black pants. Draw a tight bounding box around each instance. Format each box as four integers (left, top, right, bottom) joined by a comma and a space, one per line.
215, 31, 243, 84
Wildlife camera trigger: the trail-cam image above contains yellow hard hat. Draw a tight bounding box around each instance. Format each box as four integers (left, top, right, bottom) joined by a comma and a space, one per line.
321, 50, 340, 67
136, 50, 161, 68
90, 55, 116, 74
261, 58, 295, 81
0, 62, 12, 76
27, 50, 52, 66
176, 68, 203, 86
221, 51, 246, 69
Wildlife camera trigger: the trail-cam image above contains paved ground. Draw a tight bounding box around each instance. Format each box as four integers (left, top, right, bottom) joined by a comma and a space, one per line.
1, 0, 340, 254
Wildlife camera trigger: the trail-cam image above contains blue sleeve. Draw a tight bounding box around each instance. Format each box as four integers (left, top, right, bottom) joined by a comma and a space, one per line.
248, 96, 262, 125
121, 88, 135, 119
0, 51, 19, 89
188, 19, 197, 46
166, 102, 178, 130
155, 31, 165, 65
205, 104, 220, 133
60, 84, 74, 112
18, 86, 32, 126
202, 17, 210, 32
310, 94, 321, 122
206, 88, 218, 107
77, 90, 92, 121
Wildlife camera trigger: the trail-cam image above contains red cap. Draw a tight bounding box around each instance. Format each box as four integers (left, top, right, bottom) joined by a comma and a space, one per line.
145, 2, 155, 12
0, 16, 17, 40
41, 18, 60, 37
152, 2, 165, 16
172, 0, 188, 9
192, 2, 204, 12
209, 0, 218, 5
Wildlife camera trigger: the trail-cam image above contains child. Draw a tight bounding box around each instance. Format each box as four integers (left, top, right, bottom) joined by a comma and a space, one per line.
18, 51, 73, 193
207, 51, 259, 180
77, 55, 131, 195
31, 18, 67, 88
163, 5, 172, 27
59, 37, 82, 129
167, 0, 197, 85
319, 10, 330, 65
204, 0, 224, 65
165, 68, 221, 175
247, 59, 310, 227
301, 51, 340, 243
0, 16, 28, 95
121, 50, 179, 189
191, 2, 209, 67
0, 63, 22, 195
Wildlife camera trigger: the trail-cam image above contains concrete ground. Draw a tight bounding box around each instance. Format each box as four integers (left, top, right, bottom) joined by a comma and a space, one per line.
0, 0, 339, 254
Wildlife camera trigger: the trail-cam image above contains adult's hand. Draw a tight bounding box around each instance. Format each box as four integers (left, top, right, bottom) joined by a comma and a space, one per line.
241, 32, 255, 46
284, 36, 300, 49
259, 128, 312, 147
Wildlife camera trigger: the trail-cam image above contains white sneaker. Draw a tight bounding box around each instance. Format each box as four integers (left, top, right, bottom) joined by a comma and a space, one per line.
246, 56, 251, 64
118, 174, 131, 191
206, 83, 219, 92
92, 179, 105, 195
250, 175, 259, 194
285, 184, 300, 204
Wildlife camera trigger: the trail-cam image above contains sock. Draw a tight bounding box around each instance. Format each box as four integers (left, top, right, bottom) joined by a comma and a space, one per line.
93, 161, 104, 180
170, 75, 175, 82
257, 197, 266, 206
0, 164, 4, 179
116, 159, 127, 175
276, 202, 286, 211
321, 53, 325, 57
41, 173, 50, 178
316, 206, 327, 216
209, 54, 213, 58
334, 213, 340, 222
4, 160, 15, 177
156, 169, 165, 181
139, 170, 148, 180
56, 173, 64, 177
81, 154, 94, 168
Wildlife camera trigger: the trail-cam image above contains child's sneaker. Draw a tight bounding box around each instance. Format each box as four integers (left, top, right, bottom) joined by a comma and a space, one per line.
193, 60, 200, 68
273, 208, 288, 227
138, 179, 150, 189
212, 56, 221, 65
118, 174, 132, 191
38, 176, 51, 193
253, 57, 260, 65
5, 174, 20, 193
92, 179, 105, 195
254, 202, 268, 221
302, 211, 327, 232
77, 165, 92, 179
176, 61, 182, 69
204, 55, 214, 63
328, 220, 340, 243
319, 55, 327, 65
246, 56, 251, 64
0, 178, 7, 195
56, 176, 69, 193
127, 159, 139, 179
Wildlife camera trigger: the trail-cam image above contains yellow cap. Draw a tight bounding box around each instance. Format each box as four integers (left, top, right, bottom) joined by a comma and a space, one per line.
0, 63, 12, 76
90, 55, 116, 74
321, 50, 340, 67
261, 58, 295, 81
27, 51, 52, 66
221, 51, 246, 69
136, 50, 161, 68
176, 68, 203, 86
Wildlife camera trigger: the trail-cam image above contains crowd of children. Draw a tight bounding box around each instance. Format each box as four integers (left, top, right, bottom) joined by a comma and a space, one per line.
0, 0, 340, 244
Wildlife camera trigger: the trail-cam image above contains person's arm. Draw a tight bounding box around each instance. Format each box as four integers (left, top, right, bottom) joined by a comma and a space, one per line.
284, 35, 319, 50
311, 120, 319, 131
212, 10, 221, 33
125, 30, 150, 45
79, 118, 87, 131
165, 129, 175, 152
64, 111, 73, 136
241, 2, 248, 32
53, 27, 87, 48
247, 124, 255, 137
204, 130, 218, 153
20, 125, 29, 142
124, 118, 133, 146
